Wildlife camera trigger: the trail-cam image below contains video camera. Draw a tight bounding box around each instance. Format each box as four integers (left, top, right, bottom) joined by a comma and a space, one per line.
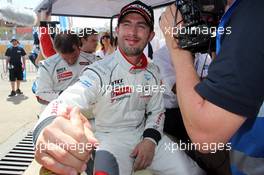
174, 0, 226, 53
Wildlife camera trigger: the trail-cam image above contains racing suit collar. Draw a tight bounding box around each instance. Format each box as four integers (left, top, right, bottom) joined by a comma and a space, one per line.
118, 47, 148, 74
80, 50, 95, 58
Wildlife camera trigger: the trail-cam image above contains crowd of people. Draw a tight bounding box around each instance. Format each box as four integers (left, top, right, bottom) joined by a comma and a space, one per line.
5, 0, 263, 175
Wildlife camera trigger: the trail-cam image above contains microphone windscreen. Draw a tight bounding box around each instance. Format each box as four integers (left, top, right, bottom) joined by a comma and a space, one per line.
0, 4, 37, 26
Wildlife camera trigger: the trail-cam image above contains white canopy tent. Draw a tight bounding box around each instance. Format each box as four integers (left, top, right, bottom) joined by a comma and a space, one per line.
34, 0, 174, 18
34, 0, 174, 56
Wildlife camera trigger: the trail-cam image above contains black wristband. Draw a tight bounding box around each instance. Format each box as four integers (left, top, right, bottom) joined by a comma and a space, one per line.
143, 128, 161, 145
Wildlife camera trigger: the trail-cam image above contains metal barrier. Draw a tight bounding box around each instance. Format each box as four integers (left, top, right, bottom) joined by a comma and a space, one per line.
0, 132, 34, 175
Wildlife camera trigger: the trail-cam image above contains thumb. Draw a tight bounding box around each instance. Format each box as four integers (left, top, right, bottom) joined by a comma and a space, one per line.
77, 112, 99, 147
130, 146, 138, 158
70, 107, 83, 128
66, 106, 73, 114
58, 106, 73, 119
69, 107, 99, 148
78, 112, 92, 130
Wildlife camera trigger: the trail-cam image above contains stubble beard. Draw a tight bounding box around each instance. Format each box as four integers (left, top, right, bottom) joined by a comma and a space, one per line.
125, 47, 142, 56
118, 34, 148, 56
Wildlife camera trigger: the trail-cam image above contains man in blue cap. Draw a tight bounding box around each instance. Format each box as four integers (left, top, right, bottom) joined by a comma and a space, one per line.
5, 38, 27, 97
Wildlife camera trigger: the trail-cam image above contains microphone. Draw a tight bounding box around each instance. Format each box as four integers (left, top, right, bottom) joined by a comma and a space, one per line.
0, 4, 37, 26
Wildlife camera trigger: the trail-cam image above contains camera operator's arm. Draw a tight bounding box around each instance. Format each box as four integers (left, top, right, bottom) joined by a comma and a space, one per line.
160, 4, 246, 152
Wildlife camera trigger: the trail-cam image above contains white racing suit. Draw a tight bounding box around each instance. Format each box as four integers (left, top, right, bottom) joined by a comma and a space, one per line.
36, 25, 101, 105
33, 48, 204, 175
35, 51, 101, 104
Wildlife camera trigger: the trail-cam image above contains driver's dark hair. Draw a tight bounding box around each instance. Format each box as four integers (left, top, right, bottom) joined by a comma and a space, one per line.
54, 31, 80, 54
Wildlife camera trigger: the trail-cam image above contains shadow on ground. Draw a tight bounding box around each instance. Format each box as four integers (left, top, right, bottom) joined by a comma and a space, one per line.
6, 94, 29, 105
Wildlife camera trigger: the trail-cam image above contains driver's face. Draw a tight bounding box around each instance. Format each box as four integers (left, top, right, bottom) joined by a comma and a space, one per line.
116, 13, 154, 57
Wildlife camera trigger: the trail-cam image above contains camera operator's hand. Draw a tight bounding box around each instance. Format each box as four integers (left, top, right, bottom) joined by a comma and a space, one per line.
160, 4, 193, 64
160, 4, 184, 51
35, 107, 98, 175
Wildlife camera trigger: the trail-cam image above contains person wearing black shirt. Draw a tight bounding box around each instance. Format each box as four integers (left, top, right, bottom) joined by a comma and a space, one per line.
5, 38, 27, 97
160, 0, 264, 174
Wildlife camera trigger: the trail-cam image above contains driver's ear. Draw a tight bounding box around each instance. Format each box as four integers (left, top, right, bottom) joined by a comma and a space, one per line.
148, 31, 155, 42
115, 26, 119, 35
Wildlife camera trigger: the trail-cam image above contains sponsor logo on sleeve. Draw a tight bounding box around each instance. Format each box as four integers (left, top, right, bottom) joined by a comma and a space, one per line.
80, 79, 93, 88
144, 73, 152, 81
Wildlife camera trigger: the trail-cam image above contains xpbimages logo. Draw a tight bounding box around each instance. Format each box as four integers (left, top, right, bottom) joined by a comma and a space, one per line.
38, 27, 98, 37
164, 140, 232, 154
102, 84, 166, 94
36, 140, 99, 154
164, 26, 232, 38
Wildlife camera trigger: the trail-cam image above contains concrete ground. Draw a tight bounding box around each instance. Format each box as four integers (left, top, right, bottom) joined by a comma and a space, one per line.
0, 72, 39, 159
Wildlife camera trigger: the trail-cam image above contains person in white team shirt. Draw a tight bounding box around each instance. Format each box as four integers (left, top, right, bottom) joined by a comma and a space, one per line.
153, 45, 211, 139
33, 1, 205, 175
35, 28, 101, 105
